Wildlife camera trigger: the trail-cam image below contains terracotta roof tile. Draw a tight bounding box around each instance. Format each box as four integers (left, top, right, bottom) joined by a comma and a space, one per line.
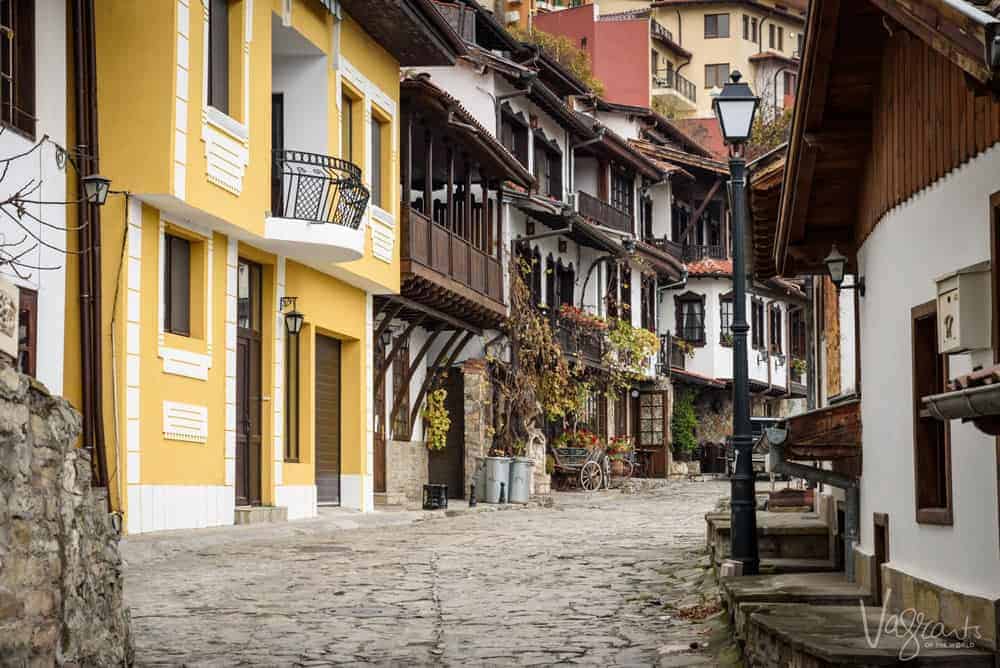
671, 118, 729, 161
686, 257, 732, 276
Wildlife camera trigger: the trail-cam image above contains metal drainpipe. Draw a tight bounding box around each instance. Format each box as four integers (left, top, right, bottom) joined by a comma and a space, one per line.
765, 427, 861, 582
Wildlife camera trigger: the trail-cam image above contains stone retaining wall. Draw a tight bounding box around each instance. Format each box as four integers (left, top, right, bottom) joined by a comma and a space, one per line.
0, 366, 132, 664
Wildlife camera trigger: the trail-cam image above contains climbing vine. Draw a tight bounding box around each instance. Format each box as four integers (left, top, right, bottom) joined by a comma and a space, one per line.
422, 388, 450, 451
490, 255, 574, 453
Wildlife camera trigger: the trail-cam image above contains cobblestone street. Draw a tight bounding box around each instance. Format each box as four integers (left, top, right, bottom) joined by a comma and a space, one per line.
122, 481, 731, 666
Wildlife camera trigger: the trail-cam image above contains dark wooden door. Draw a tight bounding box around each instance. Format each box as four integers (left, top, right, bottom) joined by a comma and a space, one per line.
315, 334, 342, 505
636, 391, 668, 478
873, 513, 889, 605
428, 368, 464, 499
236, 260, 263, 507
373, 337, 387, 494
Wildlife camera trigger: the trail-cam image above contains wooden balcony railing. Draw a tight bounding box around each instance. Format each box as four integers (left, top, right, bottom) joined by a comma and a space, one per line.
577, 190, 632, 235
646, 236, 684, 258
555, 322, 605, 366
682, 244, 727, 262
402, 206, 503, 304
650, 19, 675, 44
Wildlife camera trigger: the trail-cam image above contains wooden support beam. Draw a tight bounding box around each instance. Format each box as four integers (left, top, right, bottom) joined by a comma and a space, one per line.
374, 315, 425, 397
388, 324, 446, 432
383, 294, 483, 336
681, 178, 724, 245
408, 330, 474, 435
373, 301, 404, 345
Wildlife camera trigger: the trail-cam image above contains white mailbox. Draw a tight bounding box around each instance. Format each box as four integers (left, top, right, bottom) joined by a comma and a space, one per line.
935, 261, 991, 354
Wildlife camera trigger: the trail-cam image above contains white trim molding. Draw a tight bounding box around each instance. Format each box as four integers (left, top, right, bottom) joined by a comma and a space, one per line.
199, 0, 252, 195
224, 239, 239, 487
125, 198, 144, 532
157, 215, 215, 379
174, 0, 192, 199
127, 484, 233, 533
163, 401, 209, 443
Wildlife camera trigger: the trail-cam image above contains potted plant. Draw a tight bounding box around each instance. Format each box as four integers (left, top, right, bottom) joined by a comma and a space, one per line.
607, 435, 634, 476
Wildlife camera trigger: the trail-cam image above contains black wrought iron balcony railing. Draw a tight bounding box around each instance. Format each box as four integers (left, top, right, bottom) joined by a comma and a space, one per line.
271, 150, 369, 229
659, 332, 690, 371
651, 69, 697, 104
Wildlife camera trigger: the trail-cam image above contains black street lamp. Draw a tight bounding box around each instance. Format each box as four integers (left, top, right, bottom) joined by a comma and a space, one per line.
713, 71, 760, 576
280, 297, 304, 336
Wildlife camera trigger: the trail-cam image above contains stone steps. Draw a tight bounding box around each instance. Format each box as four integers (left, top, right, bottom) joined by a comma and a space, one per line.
234, 506, 288, 525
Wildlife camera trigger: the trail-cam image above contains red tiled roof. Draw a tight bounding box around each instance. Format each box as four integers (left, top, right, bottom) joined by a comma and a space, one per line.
686, 257, 732, 276
671, 118, 728, 161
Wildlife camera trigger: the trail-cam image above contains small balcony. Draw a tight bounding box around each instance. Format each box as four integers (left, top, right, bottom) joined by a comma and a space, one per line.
646, 236, 683, 258
660, 333, 689, 371
651, 69, 697, 108
555, 321, 605, 367
682, 244, 727, 263
650, 19, 674, 44
577, 190, 632, 235
266, 150, 369, 262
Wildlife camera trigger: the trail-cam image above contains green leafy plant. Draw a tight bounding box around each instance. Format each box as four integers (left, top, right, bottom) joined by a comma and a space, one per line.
791, 358, 807, 375
602, 318, 660, 396
422, 388, 450, 451
671, 389, 698, 453
675, 338, 697, 358
509, 26, 605, 96
747, 108, 793, 160
720, 331, 734, 347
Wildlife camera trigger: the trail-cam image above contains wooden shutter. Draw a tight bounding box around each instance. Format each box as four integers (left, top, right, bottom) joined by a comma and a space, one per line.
12, 0, 33, 136
164, 235, 191, 336
912, 301, 952, 524
208, 0, 229, 114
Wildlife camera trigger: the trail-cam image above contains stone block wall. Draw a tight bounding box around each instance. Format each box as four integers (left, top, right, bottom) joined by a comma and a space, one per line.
385, 439, 429, 506
0, 366, 132, 664
461, 359, 491, 498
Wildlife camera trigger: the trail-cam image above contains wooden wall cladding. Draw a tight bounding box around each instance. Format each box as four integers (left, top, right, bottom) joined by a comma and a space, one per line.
824, 277, 842, 400
857, 31, 1000, 245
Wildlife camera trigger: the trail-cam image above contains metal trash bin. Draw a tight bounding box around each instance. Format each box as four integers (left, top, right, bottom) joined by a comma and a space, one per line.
508, 457, 534, 504
484, 456, 511, 503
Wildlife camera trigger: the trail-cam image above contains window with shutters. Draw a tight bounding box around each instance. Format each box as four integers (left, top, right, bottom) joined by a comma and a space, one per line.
704, 13, 730, 38
164, 234, 192, 336
675, 292, 706, 345
557, 261, 575, 307
342, 93, 355, 163
912, 301, 952, 525
769, 302, 783, 354
641, 275, 656, 332
533, 133, 562, 200
610, 166, 634, 218
207, 0, 230, 114
720, 293, 734, 346
751, 297, 765, 349
17, 287, 36, 377
500, 105, 529, 167
790, 308, 806, 359
0, 0, 35, 137
370, 116, 383, 208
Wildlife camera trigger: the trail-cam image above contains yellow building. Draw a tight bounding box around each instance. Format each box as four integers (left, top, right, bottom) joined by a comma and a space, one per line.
65, 0, 463, 533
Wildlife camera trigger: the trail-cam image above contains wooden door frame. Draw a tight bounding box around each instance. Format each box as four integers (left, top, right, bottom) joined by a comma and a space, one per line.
991, 190, 1000, 552
314, 333, 343, 505
373, 335, 387, 494
873, 512, 889, 605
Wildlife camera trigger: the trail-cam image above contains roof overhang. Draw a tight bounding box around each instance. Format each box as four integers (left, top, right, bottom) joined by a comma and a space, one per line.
337, 0, 467, 66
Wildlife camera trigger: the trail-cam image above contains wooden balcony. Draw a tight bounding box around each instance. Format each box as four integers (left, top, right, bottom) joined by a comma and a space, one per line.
646, 236, 683, 258
555, 322, 605, 367
401, 206, 505, 327
682, 244, 728, 262
577, 190, 632, 235
779, 400, 861, 460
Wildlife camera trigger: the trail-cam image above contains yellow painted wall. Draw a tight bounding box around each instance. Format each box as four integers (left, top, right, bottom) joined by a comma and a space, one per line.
284, 260, 368, 484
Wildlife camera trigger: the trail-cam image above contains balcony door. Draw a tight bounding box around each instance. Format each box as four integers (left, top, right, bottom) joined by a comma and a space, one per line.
271, 93, 284, 214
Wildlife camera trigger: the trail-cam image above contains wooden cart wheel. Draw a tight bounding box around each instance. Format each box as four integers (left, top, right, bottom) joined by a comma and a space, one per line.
580, 461, 603, 491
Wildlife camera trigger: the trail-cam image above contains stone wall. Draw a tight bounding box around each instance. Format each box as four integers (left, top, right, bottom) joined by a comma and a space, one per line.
385, 439, 429, 506
0, 366, 132, 664
461, 359, 491, 498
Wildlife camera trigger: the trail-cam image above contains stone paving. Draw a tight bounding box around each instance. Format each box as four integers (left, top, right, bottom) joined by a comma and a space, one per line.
121, 480, 733, 666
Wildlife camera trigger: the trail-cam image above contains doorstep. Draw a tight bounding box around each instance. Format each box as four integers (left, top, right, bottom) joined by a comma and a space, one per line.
743, 602, 995, 666
234, 505, 288, 525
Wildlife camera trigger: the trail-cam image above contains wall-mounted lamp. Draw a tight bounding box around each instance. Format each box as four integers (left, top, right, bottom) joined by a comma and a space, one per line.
621, 236, 637, 254
630, 388, 640, 399
380, 328, 394, 348
280, 296, 304, 336
823, 244, 865, 296
81, 174, 112, 206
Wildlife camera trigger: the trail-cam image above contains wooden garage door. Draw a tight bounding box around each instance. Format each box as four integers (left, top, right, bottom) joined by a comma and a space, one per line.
315, 334, 341, 505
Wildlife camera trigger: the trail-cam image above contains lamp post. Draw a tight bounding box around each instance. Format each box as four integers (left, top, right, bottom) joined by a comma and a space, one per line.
713, 71, 761, 576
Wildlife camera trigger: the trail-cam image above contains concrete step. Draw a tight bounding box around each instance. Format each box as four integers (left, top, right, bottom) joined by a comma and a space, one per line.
744, 603, 995, 666
759, 558, 839, 575
234, 505, 288, 525
707, 511, 832, 564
